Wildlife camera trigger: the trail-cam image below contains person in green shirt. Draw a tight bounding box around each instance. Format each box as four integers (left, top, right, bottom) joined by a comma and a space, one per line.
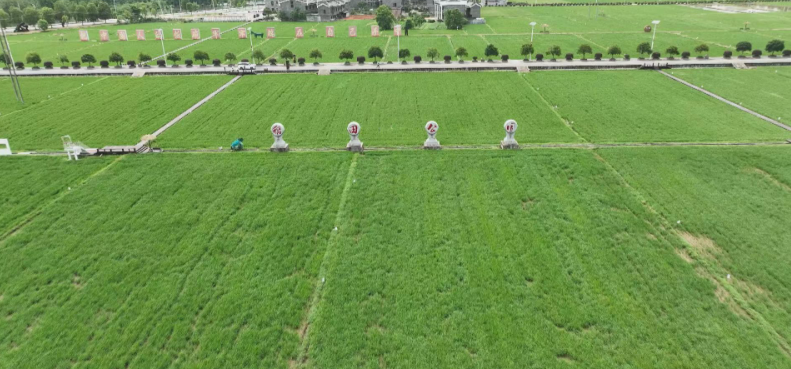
231, 138, 244, 151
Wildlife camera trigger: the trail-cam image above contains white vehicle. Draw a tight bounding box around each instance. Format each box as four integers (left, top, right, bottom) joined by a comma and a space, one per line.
237, 60, 256, 74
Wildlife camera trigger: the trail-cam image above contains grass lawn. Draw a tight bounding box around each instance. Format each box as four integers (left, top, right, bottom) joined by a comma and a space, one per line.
0, 77, 103, 115
522, 70, 791, 143
0, 75, 233, 151
156, 72, 581, 149
0, 152, 352, 368
600, 146, 791, 348
305, 149, 790, 368
0, 155, 114, 234
671, 67, 791, 123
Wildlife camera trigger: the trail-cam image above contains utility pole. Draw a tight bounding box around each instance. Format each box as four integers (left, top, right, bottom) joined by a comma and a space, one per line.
0, 20, 24, 105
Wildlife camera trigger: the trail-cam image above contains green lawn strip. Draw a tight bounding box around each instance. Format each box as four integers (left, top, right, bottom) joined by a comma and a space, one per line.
306, 149, 788, 368
0, 75, 233, 151
599, 145, 791, 352
0, 77, 104, 116
0, 155, 116, 236
523, 70, 791, 143
0, 152, 352, 368
671, 67, 791, 124
156, 73, 580, 149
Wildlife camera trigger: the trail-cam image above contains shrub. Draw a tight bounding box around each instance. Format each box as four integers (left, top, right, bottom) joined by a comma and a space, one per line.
224, 52, 237, 64
398, 48, 411, 62
735, 41, 752, 55
594, 53, 602, 60
472, 56, 478, 62
138, 53, 152, 64
426, 48, 439, 62
455, 47, 468, 61
127, 60, 136, 67
157, 59, 166, 67
547, 45, 561, 60
108, 52, 124, 66
367, 46, 383, 62
520, 43, 534, 60
43, 61, 53, 68
269, 58, 277, 65
636, 42, 652, 57
15, 61, 24, 69
443, 55, 451, 63
185, 59, 193, 66
752, 49, 762, 58
26, 52, 41, 66
681, 51, 690, 59
413, 55, 422, 63
71, 61, 80, 68
357, 56, 365, 64
279, 49, 294, 61
297, 57, 305, 65
607, 45, 622, 59
784, 50, 791, 57
212, 59, 221, 66
694, 44, 709, 57
651, 52, 660, 60
666, 46, 679, 58
166, 53, 182, 65
565, 53, 573, 61
339, 49, 354, 63
501, 54, 509, 62
723, 50, 732, 59
765, 39, 785, 55
484, 44, 499, 60
577, 44, 592, 59
58, 55, 69, 66
535, 53, 543, 61
623, 54, 630, 61
194, 51, 209, 65
309, 49, 322, 63
99, 60, 109, 68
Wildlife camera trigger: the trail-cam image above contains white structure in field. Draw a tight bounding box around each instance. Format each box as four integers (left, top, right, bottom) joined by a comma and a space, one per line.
0, 139, 11, 156
62, 135, 89, 160
346, 122, 363, 152
424, 121, 440, 149
270, 123, 289, 152
501, 119, 519, 149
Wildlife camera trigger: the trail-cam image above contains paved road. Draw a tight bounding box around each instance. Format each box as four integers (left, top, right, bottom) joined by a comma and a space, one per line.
4, 56, 790, 76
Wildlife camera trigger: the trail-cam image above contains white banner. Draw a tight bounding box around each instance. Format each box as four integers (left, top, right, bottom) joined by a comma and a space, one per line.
237, 27, 247, 39
173, 29, 182, 40
371, 25, 379, 37
295, 27, 304, 39
99, 29, 109, 42
118, 30, 128, 41
79, 29, 89, 42
136, 29, 145, 41
191, 28, 200, 40
326, 26, 334, 38
211, 28, 221, 39
349, 26, 357, 37
394, 25, 401, 37
266, 27, 275, 39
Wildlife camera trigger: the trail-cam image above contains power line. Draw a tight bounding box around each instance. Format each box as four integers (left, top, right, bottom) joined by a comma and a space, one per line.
0, 19, 24, 105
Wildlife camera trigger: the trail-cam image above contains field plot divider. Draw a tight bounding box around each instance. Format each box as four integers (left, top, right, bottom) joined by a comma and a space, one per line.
145, 76, 242, 142
657, 70, 791, 133
296, 154, 359, 366
148, 21, 254, 63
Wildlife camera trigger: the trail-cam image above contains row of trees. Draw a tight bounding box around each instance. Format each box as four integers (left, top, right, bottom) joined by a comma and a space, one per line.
0, 0, 112, 28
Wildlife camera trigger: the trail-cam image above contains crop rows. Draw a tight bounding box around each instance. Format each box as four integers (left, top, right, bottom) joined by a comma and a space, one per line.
0, 76, 103, 115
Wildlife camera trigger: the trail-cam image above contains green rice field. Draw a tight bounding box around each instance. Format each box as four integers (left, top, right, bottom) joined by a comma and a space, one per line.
1, 146, 791, 368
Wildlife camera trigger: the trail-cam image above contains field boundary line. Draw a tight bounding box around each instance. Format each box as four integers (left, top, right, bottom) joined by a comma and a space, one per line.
658, 70, 791, 132
148, 22, 254, 63
0, 155, 124, 245
0, 76, 109, 119
518, 74, 590, 143
573, 33, 606, 50
145, 75, 241, 141
267, 38, 298, 60
296, 153, 358, 367
589, 149, 791, 360
382, 36, 392, 60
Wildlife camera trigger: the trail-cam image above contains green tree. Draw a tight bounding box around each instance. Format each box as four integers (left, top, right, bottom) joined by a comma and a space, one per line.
607, 45, 622, 58
54, 0, 71, 22
375, 5, 395, 30
37, 19, 50, 31
23, 7, 40, 26
444, 9, 466, 30
765, 39, 785, 55
665, 46, 679, 57
166, 53, 181, 65
108, 52, 124, 66
61, 14, 69, 27
0, 52, 9, 67
339, 49, 354, 63
58, 54, 69, 66
224, 52, 237, 64
636, 42, 652, 57
9, 7, 23, 24
410, 13, 425, 28
98, 2, 113, 21
404, 19, 414, 32
279, 48, 294, 62
694, 43, 709, 56
40, 7, 55, 23
309, 49, 322, 63
546, 45, 561, 59
26, 52, 41, 66
0, 9, 8, 22
368, 46, 383, 62
427, 48, 439, 62
81, 54, 96, 66
484, 44, 499, 60
735, 41, 752, 55
520, 43, 534, 60
74, 4, 86, 24
193, 50, 209, 65
398, 48, 410, 61
139, 52, 152, 64
455, 47, 468, 61
86, 3, 98, 22
577, 44, 592, 59
252, 49, 266, 64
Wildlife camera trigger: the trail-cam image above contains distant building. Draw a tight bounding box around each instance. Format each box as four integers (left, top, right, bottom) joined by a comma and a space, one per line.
431, 0, 481, 19
275, 0, 402, 21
